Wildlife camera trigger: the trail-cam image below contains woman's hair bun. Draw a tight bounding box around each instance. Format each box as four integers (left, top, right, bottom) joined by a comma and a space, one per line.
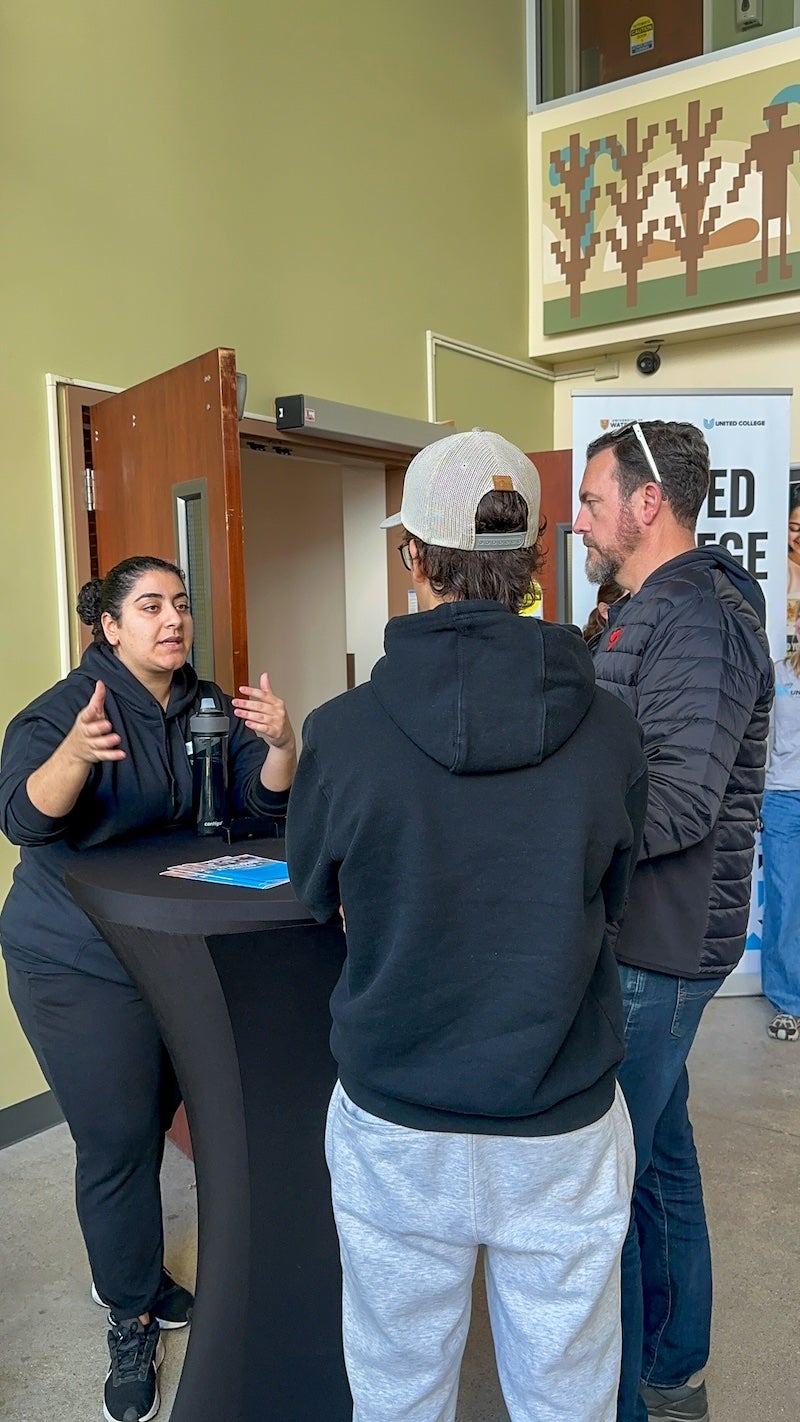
76, 578, 103, 627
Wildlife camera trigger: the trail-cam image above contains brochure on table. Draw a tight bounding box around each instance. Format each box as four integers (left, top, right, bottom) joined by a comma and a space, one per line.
161, 855, 290, 890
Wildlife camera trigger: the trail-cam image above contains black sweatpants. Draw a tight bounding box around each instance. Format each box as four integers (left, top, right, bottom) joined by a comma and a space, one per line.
6, 962, 182, 1317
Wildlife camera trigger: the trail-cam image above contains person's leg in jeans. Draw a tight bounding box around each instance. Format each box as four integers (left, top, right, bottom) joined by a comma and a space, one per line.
637, 1067, 711, 1385
326, 1080, 634, 1422
615, 966, 724, 1422
760, 790, 800, 1018
5, 963, 181, 1318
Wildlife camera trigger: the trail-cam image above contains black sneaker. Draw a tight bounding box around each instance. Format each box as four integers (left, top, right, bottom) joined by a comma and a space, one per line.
149, 1269, 194, 1329
640, 1377, 709, 1422
104, 1315, 165, 1422
92, 1268, 194, 1329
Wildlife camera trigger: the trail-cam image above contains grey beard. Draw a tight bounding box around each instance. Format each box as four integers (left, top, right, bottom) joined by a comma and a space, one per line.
585, 549, 620, 585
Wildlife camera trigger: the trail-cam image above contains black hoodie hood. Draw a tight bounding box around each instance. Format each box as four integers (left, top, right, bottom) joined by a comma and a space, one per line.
72, 641, 200, 721
637, 544, 767, 627
370, 600, 596, 774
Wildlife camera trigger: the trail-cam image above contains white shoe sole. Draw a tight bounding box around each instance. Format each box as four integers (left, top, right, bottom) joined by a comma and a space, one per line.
103, 1337, 165, 1422
92, 1281, 190, 1330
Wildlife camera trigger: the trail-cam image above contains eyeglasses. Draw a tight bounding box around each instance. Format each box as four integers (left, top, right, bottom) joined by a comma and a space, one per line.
398, 543, 414, 571
608, 422, 663, 487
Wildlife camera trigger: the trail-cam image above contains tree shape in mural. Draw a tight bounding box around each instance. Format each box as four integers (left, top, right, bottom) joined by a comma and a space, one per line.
727, 102, 800, 284
605, 118, 660, 307
549, 132, 613, 318
664, 100, 723, 297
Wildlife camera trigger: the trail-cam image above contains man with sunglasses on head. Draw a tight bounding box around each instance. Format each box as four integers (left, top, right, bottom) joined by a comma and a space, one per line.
287, 429, 649, 1422
574, 420, 774, 1422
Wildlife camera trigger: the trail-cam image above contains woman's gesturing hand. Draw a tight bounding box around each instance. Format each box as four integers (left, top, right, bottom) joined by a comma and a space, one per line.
66, 681, 126, 764
232, 673, 297, 794
232, 673, 296, 751
26, 681, 124, 819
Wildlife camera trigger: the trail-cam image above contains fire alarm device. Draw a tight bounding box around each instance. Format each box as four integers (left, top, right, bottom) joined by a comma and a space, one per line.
735, 0, 763, 30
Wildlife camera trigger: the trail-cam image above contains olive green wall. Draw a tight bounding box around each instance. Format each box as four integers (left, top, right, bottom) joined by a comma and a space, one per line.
711, 0, 795, 51
435, 350, 552, 451
0, 0, 549, 1111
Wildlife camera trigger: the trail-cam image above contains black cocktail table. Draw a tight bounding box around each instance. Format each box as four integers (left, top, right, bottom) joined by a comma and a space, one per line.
67, 831, 351, 1422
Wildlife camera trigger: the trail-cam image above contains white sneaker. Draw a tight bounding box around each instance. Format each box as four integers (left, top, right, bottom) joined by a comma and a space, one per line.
767, 1012, 800, 1042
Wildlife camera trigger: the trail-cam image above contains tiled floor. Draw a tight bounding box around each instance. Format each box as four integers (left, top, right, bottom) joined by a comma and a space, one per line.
0, 993, 796, 1420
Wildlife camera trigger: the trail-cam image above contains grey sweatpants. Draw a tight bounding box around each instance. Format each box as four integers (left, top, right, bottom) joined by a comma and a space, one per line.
326, 1082, 634, 1422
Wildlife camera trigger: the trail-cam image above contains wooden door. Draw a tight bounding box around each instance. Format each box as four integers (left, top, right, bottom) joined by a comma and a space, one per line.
527, 449, 572, 623
579, 0, 703, 88
89, 349, 246, 693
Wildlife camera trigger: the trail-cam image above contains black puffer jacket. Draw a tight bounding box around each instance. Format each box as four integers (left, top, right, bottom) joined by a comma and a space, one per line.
592, 546, 774, 979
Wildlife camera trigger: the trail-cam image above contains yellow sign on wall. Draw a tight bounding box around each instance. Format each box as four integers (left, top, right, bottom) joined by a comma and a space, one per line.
630, 16, 655, 56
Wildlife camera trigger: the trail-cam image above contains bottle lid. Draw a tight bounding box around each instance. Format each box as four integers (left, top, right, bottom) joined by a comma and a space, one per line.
190, 706, 229, 736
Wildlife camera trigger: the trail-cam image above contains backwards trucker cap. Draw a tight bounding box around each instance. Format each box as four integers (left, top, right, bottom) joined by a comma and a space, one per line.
381, 428, 541, 551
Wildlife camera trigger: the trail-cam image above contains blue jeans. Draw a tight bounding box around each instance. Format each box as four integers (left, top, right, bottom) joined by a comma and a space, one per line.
760, 790, 800, 1016
616, 964, 725, 1422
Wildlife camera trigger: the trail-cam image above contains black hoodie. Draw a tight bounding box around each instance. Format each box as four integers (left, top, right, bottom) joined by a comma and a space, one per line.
0, 642, 288, 982
287, 600, 648, 1136
592, 545, 774, 979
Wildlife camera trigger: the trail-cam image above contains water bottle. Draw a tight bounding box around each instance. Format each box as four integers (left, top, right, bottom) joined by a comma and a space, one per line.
190, 698, 230, 835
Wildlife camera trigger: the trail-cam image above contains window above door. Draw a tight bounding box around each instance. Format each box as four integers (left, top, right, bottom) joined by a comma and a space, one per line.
531, 0, 799, 106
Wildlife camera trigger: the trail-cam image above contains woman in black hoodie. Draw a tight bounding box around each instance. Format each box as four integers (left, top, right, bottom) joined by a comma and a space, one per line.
0, 555, 296, 1422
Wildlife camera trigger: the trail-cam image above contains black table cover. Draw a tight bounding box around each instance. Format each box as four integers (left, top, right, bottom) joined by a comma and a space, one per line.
67, 830, 351, 1422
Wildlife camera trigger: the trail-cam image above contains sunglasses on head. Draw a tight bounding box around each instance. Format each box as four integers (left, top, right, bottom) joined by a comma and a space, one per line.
607, 422, 663, 487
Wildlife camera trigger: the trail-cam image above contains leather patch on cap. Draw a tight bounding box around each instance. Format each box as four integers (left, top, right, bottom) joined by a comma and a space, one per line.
492, 475, 514, 490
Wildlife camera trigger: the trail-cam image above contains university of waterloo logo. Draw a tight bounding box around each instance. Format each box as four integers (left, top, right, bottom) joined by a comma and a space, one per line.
600, 419, 610, 430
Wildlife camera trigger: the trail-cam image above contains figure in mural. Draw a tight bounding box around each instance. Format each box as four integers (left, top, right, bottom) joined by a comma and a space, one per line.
543, 64, 800, 336
727, 102, 800, 285
664, 100, 723, 298
549, 131, 615, 318
605, 118, 660, 308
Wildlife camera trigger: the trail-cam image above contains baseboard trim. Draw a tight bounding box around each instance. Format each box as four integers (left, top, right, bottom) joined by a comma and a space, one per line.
717, 974, 763, 999
0, 1090, 64, 1149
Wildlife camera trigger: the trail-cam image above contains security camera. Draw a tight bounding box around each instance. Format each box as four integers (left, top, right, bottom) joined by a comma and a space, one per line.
636, 349, 661, 376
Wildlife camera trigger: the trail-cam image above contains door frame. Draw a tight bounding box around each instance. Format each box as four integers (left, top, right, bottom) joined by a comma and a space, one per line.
49, 373, 416, 674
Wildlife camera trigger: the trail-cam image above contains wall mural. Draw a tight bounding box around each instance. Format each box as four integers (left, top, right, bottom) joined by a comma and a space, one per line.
541, 60, 800, 334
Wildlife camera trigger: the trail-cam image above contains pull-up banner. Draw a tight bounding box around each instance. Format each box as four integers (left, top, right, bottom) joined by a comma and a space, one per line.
572, 389, 792, 994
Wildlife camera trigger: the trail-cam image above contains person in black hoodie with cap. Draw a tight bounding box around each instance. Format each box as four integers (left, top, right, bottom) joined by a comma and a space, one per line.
0, 555, 296, 1422
287, 429, 649, 1422
574, 421, 774, 1422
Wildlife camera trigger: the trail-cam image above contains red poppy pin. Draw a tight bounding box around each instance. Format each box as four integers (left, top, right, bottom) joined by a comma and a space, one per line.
608, 628, 623, 648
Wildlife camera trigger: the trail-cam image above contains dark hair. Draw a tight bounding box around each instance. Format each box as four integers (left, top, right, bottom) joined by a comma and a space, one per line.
405, 491, 545, 614
790, 483, 800, 515
582, 579, 626, 642
76, 556, 186, 643
586, 420, 710, 530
